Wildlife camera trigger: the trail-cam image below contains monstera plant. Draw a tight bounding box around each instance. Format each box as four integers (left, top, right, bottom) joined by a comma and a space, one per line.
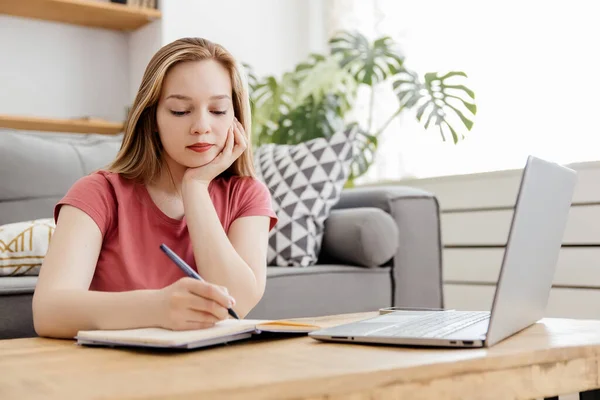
246, 30, 476, 182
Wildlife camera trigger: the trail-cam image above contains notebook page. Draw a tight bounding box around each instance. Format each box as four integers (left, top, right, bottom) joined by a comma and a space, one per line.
77, 319, 267, 347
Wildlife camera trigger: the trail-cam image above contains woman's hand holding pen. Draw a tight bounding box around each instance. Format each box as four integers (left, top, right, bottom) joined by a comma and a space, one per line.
156, 278, 236, 331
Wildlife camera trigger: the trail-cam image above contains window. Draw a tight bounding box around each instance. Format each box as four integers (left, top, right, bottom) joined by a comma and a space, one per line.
342, 0, 600, 182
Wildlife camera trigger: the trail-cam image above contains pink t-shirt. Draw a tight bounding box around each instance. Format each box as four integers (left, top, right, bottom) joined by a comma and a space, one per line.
54, 170, 278, 292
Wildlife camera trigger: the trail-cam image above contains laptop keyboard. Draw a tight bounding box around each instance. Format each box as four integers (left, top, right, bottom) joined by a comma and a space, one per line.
366, 311, 490, 338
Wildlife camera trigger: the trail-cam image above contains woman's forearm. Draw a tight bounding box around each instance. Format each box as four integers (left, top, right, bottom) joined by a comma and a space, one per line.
32, 289, 162, 339
182, 179, 261, 317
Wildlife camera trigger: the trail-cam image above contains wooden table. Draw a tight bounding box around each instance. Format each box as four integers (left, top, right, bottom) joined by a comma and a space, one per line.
2, 312, 600, 400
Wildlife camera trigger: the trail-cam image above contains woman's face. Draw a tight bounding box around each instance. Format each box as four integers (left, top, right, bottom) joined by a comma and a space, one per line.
156, 60, 234, 169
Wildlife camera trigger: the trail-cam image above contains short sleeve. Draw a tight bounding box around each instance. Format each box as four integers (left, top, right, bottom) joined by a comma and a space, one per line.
54, 172, 116, 237
232, 177, 278, 231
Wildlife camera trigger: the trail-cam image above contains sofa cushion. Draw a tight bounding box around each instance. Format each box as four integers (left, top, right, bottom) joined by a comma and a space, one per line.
254, 127, 356, 267
0, 130, 122, 225
0, 218, 55, 276
320, 208, 399, 268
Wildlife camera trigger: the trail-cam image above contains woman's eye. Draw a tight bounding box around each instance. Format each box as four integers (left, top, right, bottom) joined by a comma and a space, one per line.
211, 110, 227, 115
170, 110, 189, 116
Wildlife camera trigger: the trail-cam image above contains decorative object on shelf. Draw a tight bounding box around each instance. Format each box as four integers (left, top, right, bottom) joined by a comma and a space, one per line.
246, 30, 477, 183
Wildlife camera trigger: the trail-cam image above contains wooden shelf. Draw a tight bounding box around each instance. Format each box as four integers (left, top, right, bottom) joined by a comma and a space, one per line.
0, 0, 161, 31
0, 114, 123, 135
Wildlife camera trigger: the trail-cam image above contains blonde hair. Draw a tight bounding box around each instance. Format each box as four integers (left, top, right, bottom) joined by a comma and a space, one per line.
108, 37, 255, 183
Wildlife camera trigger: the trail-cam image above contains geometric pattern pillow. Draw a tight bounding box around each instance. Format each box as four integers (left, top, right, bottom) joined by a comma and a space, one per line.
254, 126, 356, 267
0, 218, 55, 276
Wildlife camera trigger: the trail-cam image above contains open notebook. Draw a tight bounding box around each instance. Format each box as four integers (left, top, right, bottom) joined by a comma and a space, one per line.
75, 319, 322, 350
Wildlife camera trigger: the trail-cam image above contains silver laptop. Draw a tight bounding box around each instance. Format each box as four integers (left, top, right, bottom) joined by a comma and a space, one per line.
309, 155, 577, 348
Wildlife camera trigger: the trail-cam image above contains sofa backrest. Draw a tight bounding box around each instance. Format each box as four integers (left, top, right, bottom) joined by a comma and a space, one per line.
0, 130, 123, 225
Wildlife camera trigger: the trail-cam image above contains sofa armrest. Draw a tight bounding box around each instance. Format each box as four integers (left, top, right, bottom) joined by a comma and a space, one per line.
333, 186, 444, 309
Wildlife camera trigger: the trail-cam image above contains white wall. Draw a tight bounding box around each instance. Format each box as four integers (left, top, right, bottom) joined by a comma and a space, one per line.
0, 15, 129, 122
127, 19, 163, 103
160, 0, 314, 77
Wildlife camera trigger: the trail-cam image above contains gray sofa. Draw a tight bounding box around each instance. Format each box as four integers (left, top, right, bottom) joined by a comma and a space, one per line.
0, 130, 443, 339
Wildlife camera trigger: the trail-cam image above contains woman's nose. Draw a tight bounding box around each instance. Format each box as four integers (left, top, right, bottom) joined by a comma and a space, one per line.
191, 113, 210, 135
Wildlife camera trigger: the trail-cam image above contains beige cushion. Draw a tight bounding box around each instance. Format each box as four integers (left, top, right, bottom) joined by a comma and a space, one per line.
0, 218, 55, 276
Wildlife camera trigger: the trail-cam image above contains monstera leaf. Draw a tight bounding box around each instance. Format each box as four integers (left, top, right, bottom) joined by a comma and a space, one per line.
392, 70, 476, 143
346, 123, 377, 182
330, 30, 404, 85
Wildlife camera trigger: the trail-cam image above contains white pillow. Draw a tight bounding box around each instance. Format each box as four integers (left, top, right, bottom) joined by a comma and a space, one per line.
0, 218, 55, 276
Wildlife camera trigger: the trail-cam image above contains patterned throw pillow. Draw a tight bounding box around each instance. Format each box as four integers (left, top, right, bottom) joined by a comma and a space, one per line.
254, 127, 356, 267
0, 218, 55, 276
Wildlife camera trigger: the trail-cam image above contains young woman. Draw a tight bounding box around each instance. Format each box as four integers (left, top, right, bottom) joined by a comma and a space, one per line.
32, 38, 278, 339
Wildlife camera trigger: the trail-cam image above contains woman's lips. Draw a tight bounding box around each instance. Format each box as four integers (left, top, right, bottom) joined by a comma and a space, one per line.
187, 144, 214, 153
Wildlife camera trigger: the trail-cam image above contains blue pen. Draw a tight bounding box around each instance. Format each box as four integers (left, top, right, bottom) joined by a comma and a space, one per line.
159, 243, 240, 320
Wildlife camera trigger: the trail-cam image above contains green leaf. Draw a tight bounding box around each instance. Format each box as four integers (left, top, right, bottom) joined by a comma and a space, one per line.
391, 68, 477, 143
270, 95, 345, 145
446, 103, 474, 130
424, 110, 436, 130
446, 123, 459, 144
249, 74, 297, 145
247, 51, 358, 148
445, 94, 477, 114
443, 84, 475, 99
295, 56, 357, 107
346, 123, 377, 181
437, 71, 467, 81
330, 30, 404, 85
415, 101, 430, 122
